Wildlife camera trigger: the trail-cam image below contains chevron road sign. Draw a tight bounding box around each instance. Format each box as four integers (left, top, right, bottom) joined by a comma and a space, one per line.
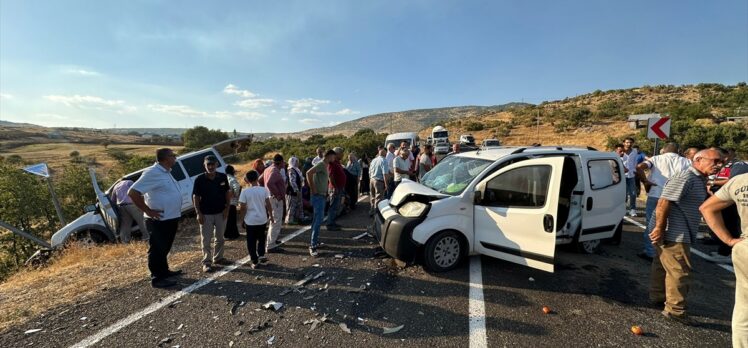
647, 117, 670, 140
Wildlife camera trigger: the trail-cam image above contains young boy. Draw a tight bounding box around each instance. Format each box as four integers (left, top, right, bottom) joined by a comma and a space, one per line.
238, 170, 274, 269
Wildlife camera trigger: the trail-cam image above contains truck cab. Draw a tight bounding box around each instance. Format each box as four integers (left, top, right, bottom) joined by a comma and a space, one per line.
372, 146, 625, 273
431, 126, 450, 154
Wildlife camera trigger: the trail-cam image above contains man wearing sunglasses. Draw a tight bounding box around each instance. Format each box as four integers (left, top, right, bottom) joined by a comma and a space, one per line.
648, 148, 723, 325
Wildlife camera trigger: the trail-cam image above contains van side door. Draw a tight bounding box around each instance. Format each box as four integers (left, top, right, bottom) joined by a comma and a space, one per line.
168, 161, 191, 212
578, 154, 626, 241
473, 157, 565, 272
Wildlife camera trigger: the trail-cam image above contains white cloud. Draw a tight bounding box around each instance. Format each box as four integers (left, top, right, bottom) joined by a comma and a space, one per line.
286, 98, 331, 114
148, 104, 266, 120
0, 93, 13, 99
62, 68, 101, 76
223, 84, 256, 98
328, 121, 341, 126
45, 94, 136, 113
235, 98, 275, 109
36, 113, 68, 120
299, 118, 321, 124
281, 117, 289, 121
310, 108, 358, 116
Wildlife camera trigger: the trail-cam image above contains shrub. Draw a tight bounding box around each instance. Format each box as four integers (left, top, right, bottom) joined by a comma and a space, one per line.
464, 122, 484, 132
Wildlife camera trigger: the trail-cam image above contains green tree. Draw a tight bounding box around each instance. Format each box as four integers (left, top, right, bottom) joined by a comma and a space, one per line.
182, 126, 228, 150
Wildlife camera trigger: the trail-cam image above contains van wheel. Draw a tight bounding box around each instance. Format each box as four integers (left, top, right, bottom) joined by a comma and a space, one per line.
576, 239, 600, 254
69, 229, 108, 247
423, 231, 465, 272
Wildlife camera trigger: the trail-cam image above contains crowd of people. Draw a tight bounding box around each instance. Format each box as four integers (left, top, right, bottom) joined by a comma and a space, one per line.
119, 140, 746, 346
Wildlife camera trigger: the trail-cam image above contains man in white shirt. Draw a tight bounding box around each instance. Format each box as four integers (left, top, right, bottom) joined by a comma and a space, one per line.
393, 148, 413, 192
636, 143, 691, 260
419, 144, 434, 181
311, 147, 325, 166
128, 148, 183, 288
622, 137, 640, 216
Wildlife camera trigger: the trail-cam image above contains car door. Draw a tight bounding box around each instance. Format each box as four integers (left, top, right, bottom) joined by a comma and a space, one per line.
578, 154, 626, 241
473, 157, 565, 272
169, 161, 191, 212
89, 168, 118, 234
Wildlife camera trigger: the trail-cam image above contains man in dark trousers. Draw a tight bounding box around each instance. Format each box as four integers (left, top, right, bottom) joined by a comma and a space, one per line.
128, 148, 183, 288
193, 155, 232, 273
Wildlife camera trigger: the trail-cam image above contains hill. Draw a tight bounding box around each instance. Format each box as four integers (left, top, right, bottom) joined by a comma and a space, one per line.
285, 103, 530, 138
428, 83, 748, 151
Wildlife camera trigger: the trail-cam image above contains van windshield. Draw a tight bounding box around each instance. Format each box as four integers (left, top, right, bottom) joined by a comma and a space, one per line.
420, 156, 492, 195
385, 139, 411, 147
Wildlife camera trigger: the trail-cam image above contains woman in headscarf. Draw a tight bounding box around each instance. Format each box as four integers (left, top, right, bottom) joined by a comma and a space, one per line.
286, 156, 305, 225
251, 159, 266, 186
224, 165, 241, 240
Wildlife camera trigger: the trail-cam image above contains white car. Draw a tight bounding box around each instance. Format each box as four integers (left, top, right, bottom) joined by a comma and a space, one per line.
373, 146, 625, 272
50, 137, 252, 248
481, 139, 501, 148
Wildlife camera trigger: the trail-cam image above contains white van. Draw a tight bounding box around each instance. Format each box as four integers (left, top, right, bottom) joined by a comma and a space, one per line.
384, 132, 419, 149
50, 137, 252, 247
373, 146, 625, 273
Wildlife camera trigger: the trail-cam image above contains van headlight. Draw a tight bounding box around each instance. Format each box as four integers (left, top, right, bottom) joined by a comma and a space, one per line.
398, 201, 428, 218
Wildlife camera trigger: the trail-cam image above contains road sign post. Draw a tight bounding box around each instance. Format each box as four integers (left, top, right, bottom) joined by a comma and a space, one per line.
22, 163, 66, 226
647, 117, 671, 156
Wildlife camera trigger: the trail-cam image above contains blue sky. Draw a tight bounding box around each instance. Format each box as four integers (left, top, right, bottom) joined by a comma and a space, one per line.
1, 0, 746, 133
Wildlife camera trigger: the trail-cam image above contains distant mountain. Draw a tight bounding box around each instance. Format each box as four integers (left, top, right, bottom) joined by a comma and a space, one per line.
284, 103, 531, 138
0, 120, 40, 128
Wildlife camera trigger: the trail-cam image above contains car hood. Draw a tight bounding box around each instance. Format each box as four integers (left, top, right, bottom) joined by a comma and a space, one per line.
390, 179, 449, 206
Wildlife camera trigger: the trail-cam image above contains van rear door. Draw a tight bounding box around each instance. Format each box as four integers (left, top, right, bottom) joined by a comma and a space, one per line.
473, 157, 565, 272
578, 154, 626, 241
89, 168, 119, 235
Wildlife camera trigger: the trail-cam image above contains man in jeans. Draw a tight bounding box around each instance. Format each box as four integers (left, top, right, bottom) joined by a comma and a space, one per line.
700, 173, 748, 347
306, 149, 336, 257
112, 179, 149, 243
622, 137, 639, 217
649, 149, 722, 324
636, 143, 690, 261
263, 154, 286, 252
193, 155, 232, 273
128, 148, 183, 288
326, 147, 346, 231
368, 148, 389, 216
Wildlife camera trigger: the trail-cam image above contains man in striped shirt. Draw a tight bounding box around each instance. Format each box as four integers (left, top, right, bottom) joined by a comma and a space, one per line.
648, 148, 723, 324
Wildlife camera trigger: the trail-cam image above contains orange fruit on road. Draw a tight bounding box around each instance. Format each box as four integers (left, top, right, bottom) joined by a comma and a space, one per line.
542, 306, 552, 314
631, 325, 643, 335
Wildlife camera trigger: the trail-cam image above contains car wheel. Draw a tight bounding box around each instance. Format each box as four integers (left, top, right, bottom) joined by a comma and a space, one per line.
423, 230, 465, 272
576, 239, 600, 254
69, 229, 109, 247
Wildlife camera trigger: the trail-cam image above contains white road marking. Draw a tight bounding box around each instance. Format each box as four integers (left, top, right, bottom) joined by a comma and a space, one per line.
71, 195, 370, 348
469, 256, 488, 348
623, 216, 734, 274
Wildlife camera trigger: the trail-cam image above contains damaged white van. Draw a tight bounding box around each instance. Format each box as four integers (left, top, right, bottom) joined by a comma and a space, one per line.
373, 146, 626, 272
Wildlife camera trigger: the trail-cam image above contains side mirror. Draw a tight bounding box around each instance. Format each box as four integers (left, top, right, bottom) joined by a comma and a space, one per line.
474, 191, 482, 204
84, 204, 97, 213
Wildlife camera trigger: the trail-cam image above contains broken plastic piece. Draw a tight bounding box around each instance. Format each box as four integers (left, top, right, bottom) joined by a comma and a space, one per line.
262, 301, 283, 311
383, 325, 404, 334
267, 336, 276, 345
24, 329, 42, 335
339, 323, 351, 334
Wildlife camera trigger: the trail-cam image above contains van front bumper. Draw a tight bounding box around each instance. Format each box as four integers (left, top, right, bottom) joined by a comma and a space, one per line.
373, 209, 424, 262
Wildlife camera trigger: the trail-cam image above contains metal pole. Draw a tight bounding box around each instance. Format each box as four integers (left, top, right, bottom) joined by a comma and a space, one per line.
0, 220, 53, 249
653, 138, 660, 156
45, 177, 66, 226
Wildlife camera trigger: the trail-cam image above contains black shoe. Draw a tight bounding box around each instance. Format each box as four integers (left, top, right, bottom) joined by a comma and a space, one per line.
326, 225, 341, 231
214, 258, 233, 266
165, 269, 183, 278
151, 278, 177, 288
637, 252, 653, 262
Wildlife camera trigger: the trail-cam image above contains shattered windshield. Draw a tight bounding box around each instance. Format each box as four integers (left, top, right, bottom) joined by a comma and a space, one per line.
420, 156, 492, 195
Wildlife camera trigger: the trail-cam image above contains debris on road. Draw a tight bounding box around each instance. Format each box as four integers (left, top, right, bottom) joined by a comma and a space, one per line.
528, 277, 535, 282
335, 254, 345, 259
631, 325, 644, 335
542, 306, 552, 314
262, 301, 283, 311
339, 323, 352, 334
383, 325, 404, 335
229, 301, 245, 315
24, 329, 42, 335
294, 271, 326, 287
234, 330, 242, 336
80, 317, 88, 321
157, 337, 172, 347
176, 324, 184, 330
266, 336, 276, 345
348, 284, 367, 293
353, 232, 369, 240
247, 320, 272, 334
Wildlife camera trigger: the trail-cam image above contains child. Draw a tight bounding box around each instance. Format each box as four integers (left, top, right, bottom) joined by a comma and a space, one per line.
238, 170, 275, 269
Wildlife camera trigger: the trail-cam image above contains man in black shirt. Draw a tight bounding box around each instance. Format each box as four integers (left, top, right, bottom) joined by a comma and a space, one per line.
193, 155, 232, 272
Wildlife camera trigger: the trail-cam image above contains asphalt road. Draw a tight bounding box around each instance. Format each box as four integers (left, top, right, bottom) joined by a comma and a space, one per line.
2, 198, 736, 347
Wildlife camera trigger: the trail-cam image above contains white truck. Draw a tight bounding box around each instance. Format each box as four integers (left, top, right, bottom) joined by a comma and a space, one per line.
50, 136, 252, 247
430, 126, 450, 154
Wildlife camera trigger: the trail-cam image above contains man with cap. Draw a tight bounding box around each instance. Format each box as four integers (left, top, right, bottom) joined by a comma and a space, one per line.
264, 154, 287, 251
129, 148, 183, 288
326, 147, 347, 231
193, 155, 232, 272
